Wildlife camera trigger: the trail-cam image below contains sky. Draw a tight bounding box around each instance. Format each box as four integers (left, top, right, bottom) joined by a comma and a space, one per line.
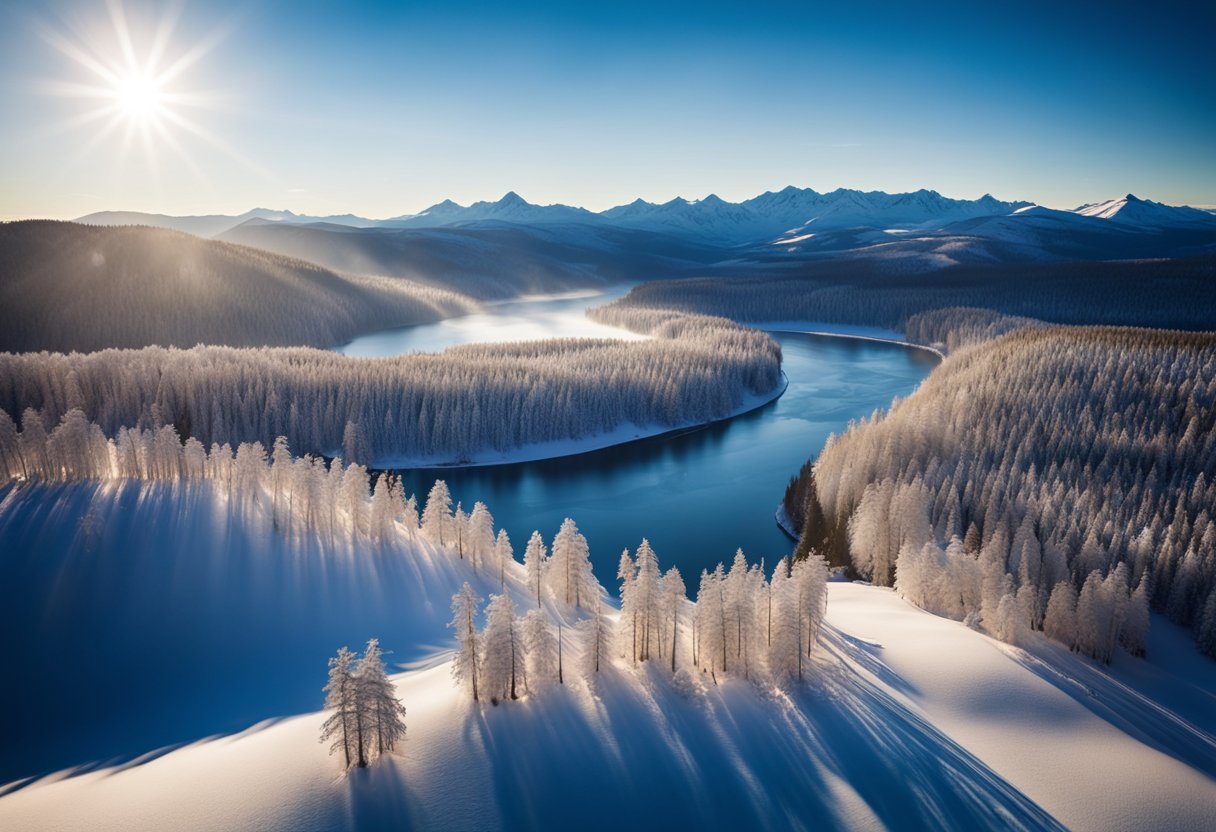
1, 0, 1213, 220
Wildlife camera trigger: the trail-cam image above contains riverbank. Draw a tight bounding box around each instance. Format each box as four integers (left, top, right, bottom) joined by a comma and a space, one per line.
754, 321, 946, 360
374, 371, 790, 470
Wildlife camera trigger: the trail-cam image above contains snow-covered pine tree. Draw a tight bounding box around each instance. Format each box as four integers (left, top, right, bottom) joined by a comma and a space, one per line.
494, 529, 513, 590
422, 480, 453, 547
369, 473, 395, 543
1121, 578, 1151, 657
661, 566, 686, 673
467, 502, 495, 573
618, 549, 638, 661
768, 558, 801, 681
320, 646, 359, 769
1043, 581, 1078, 649
523, 531, 547, 607
632, 540, 662, 661
356, 638, 407, 760
696, 565, 727, 678
522, 608, 559, 691
481, 593, 524, 702
453, 503, 468, 563
579, 600, 613, 677
449, 582, 482, 701
547, 518, 593, 608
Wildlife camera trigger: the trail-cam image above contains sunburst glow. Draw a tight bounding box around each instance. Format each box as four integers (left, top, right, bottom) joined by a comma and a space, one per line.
114, 73, 164, 121
35, 0, 251, 179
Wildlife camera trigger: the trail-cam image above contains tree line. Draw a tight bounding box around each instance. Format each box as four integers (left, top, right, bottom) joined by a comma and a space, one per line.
0, 312, 781, 467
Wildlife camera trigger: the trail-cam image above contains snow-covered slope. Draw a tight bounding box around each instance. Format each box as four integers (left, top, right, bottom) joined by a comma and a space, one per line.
2, 481, 1214, 831
1074, 193, 1216, 226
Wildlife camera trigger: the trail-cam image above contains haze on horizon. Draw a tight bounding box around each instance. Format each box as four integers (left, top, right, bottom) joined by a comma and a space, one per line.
1, 0, 1213, 222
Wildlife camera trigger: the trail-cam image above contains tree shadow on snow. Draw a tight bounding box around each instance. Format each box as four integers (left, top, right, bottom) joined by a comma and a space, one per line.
462, 637, 1065, 832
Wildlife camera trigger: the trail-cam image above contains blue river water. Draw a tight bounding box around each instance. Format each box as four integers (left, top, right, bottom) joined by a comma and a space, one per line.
339, 293, 938, 587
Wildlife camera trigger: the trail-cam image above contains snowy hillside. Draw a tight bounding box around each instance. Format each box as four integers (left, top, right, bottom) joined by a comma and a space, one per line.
2, 475, 1215, 831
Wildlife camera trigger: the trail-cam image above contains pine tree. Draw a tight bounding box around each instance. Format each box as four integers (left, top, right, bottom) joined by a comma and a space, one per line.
661, 567, 686, 673
521, 608, 559, 691
449, 583, 482, 701
481, 593, 524, 702
320, 646, 359, 769
547, 518, 593, 608
632, 539, 662, 661
422, 480, 453, 547
579, 600, 613, 677
523, 531, 547, 606
618, 550, 638, 662
468, 502, 495, 573
494, 528, 513, 590
356, 639, 407, 760
1121, 578, 1151, 657
1043, 581, 1078, 649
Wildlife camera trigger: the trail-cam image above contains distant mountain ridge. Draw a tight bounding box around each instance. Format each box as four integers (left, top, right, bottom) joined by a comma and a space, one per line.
74, 187, 1216, 253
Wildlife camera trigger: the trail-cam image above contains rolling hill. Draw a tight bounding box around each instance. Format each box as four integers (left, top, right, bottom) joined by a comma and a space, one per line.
0, 221, 474, 353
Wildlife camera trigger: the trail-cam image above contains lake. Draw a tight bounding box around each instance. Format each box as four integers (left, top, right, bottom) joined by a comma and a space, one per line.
338, 291, 938, 587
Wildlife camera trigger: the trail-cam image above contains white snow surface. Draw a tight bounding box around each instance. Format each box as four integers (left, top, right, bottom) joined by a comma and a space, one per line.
1, 481, 1214, 831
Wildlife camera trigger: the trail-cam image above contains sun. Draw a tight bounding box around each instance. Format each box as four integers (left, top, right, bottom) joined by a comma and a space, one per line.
36, 0, 248, 175
114, 74, 164, 121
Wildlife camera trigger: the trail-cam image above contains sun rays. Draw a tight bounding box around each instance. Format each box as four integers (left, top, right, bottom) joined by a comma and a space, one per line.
34, 0, 256, 182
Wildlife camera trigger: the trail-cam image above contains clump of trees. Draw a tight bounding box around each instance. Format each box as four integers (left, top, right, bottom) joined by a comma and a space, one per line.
321, 639, 407, 769
790, 325, 1216, 659
449, 530, 831, 701
0, 311, 781, 467
0, 221, 474, 352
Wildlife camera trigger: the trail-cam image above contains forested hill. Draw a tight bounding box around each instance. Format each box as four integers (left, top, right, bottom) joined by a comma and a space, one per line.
787, 325, 1216, 658
0, 221, 474, 352
217, 220, 730, 300
601, 255, 1216, 335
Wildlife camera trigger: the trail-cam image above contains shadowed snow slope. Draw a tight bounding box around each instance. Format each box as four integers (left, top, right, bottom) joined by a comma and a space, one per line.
1, 483, 1214, 830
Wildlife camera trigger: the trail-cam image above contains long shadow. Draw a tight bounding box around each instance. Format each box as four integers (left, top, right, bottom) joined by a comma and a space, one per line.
0, 481, 467, 786
466, 648, 1064, 831
801, 632, 1068, 832
1006, 639, 1216, 779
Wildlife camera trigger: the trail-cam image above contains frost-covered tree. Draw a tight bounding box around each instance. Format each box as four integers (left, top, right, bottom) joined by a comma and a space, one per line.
623, 539, 663, 661
522, 608, 559, 691
422, 480, 453, 547
1043, 582, 1078, 649
320, 646, 360, 769
449, 583, 482, 701
481, 593, 524, 702
547, 518, 594, 608
579, 600, 613, 677
768, 559, 801, 681
661, 567, 686, 673
369, 474, 395, 543
493, 529, 513, 590
696, 565, 727, 678
514, 530, 546, 607
356, 639, 407, 759
467, 502, 494, 572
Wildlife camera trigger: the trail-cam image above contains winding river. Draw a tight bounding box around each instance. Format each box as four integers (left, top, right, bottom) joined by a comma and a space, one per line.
338, 290, 938, 586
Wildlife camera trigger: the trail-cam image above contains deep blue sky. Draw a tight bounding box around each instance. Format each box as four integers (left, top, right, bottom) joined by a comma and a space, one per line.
2, 0, 1213, 219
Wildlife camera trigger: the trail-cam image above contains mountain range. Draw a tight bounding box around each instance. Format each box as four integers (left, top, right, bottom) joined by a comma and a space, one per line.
73, 188, 1216, 264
